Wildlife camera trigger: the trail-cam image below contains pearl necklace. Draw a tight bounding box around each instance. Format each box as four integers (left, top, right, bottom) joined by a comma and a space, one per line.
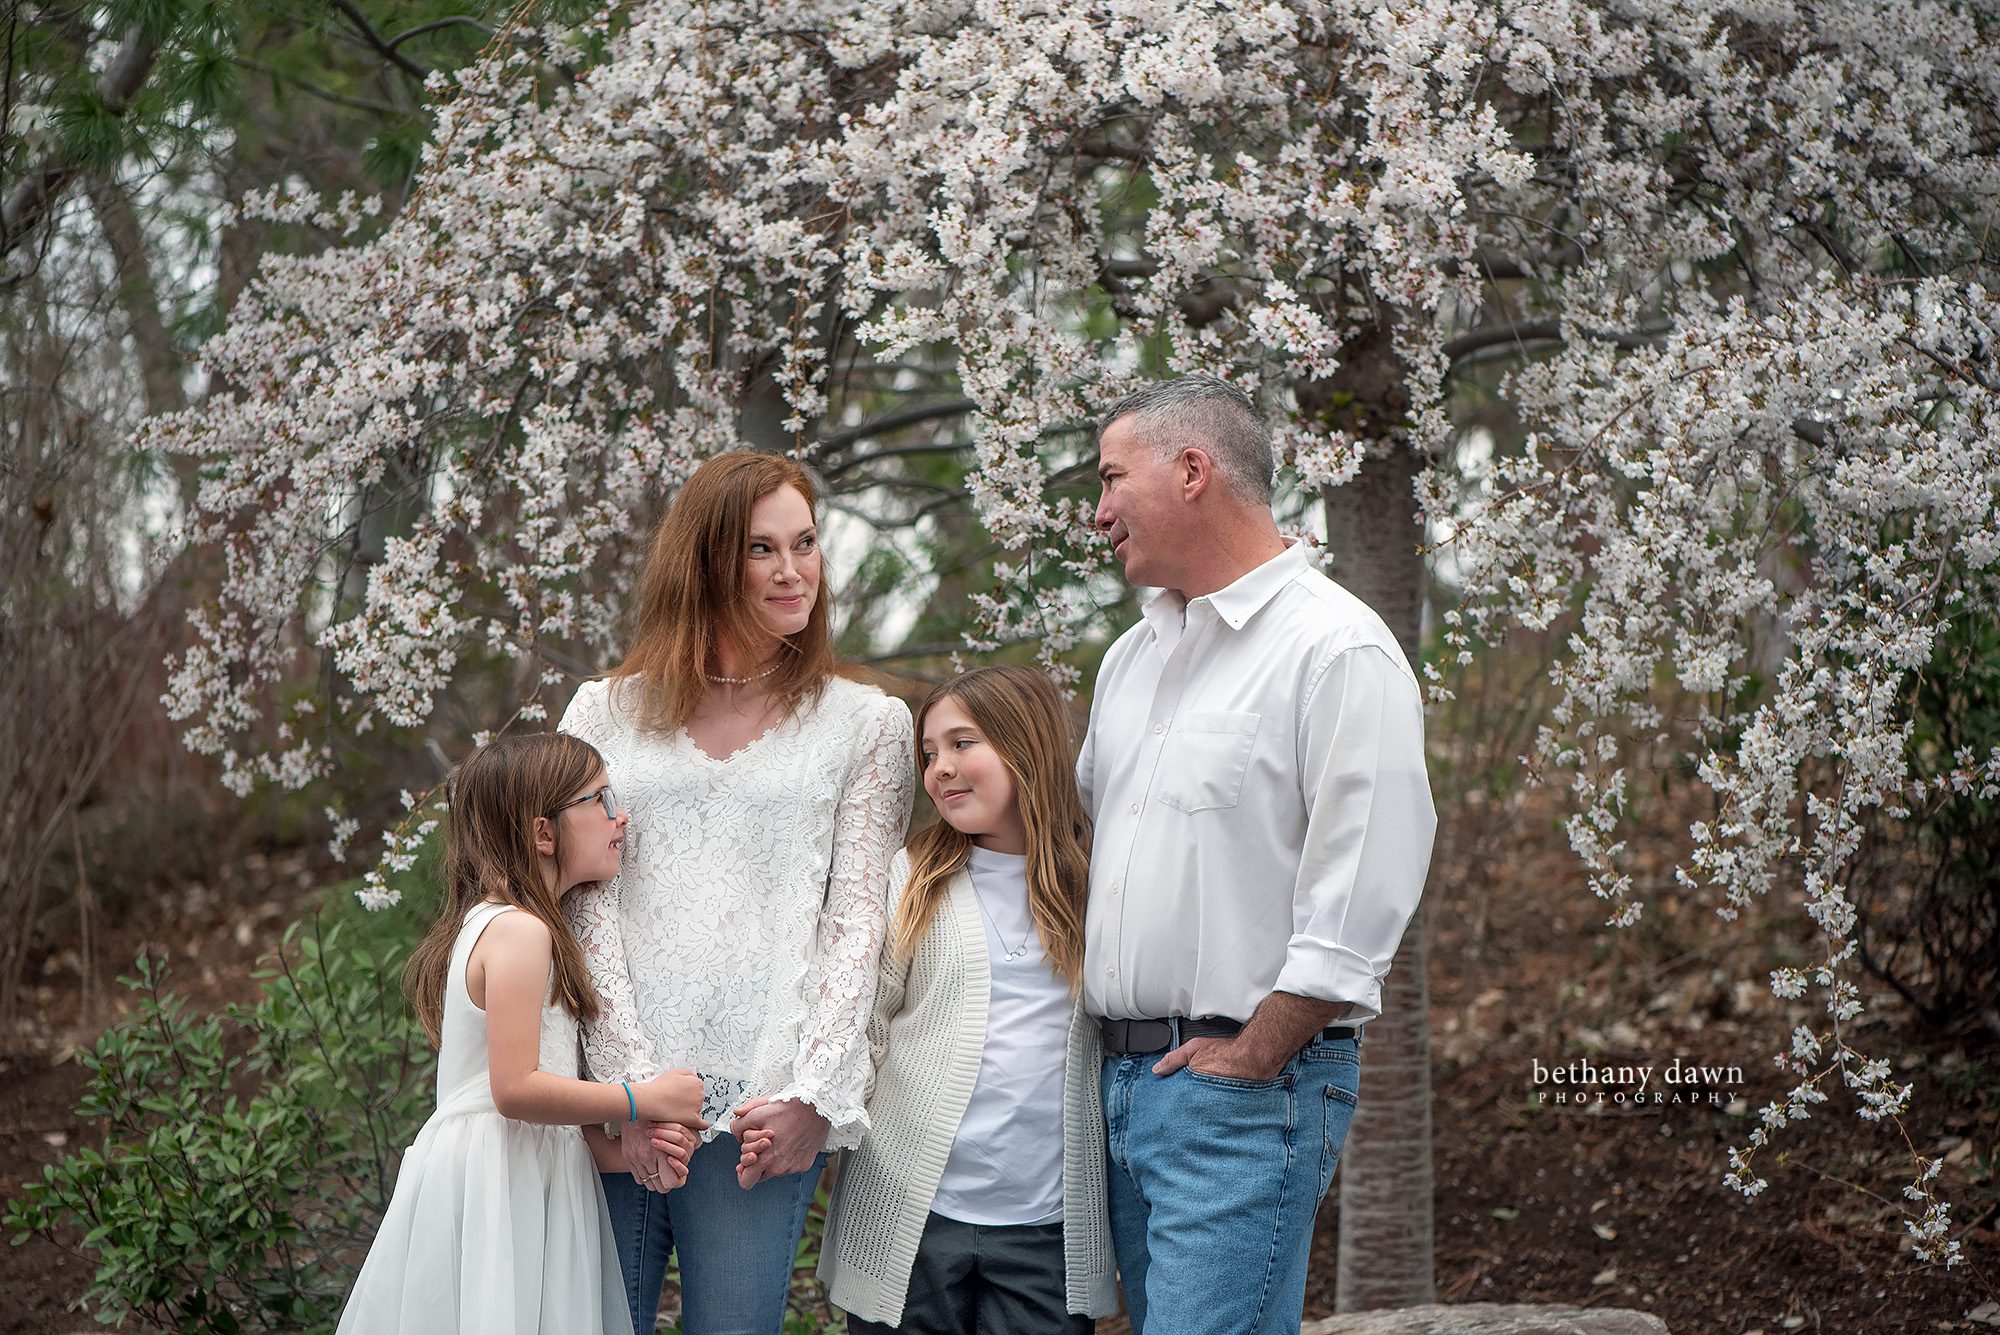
704, 661, 782, 686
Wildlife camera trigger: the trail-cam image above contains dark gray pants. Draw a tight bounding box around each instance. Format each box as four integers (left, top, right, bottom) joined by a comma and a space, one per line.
846, 1211, 1093, 1335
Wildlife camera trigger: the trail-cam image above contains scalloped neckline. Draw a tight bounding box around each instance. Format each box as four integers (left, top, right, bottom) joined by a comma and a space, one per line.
681, 714, 791, 765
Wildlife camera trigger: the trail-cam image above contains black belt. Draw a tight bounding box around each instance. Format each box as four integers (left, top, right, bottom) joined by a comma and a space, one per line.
1099, 1015, 1358, 1056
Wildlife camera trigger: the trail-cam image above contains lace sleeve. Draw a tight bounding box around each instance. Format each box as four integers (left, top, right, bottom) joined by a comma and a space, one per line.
564, 874, 660, 1089
771, 693, 914, 1149
559, 682, 660, 1093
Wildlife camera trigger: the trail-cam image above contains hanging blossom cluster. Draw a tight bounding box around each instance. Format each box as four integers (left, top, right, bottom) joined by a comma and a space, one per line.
144, 0, 1995, 1261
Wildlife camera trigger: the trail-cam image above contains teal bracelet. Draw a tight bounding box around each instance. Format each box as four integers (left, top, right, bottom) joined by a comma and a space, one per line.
621, 1081, 636, 1123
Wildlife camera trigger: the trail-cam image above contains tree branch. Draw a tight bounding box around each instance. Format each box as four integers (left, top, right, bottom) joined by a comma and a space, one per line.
326, 0, 430, 82
1441, 319, 1564, 362
1442, 318, 1673, 365
1, 26, 161, 264
234, 56, 407, 117
829, 473, 963, 500
817, 397, 974, 452
1439, 246, 1584, 280
1093, 253, 1241, 327
1899, 335, 1998, 394
387, 16, 497, 51
1076, 129, 1148, 163
821, 439, 975, 479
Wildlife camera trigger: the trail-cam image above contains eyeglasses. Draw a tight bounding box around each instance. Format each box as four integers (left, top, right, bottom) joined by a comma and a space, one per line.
553, 784, 619, 821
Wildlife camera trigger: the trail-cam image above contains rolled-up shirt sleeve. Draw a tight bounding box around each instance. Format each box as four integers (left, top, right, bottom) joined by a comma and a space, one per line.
1274, 643, 1436, 1021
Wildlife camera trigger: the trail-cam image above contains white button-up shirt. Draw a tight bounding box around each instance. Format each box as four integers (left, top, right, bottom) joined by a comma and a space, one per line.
1078, 542, 1436, 1025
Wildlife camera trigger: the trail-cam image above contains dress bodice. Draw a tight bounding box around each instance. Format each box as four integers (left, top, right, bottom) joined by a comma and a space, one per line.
436, 901, 580, 1116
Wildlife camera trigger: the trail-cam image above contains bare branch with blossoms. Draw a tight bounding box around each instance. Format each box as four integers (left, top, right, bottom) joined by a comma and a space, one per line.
144, 0, 1997, 1265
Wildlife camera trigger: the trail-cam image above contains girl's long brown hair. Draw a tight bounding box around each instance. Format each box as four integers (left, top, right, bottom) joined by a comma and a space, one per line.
893, 666, 1091, 987
405, 733, 606, 1046
609, 452, 838, 734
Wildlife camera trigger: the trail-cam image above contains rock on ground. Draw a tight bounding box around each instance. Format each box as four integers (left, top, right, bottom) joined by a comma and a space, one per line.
1301, 1303, 1669, 1334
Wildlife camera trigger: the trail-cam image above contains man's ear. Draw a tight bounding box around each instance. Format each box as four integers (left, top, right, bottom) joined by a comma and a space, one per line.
1179, 446, 1217, 502
533, 815, 557, 857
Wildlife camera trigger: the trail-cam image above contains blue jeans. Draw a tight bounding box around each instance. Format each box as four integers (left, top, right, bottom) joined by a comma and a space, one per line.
1102, 1035, 1360, 1335
601, 1136, 827, 1335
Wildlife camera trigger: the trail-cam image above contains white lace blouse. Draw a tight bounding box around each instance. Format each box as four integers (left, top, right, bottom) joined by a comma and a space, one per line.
559, 674, 914, 1149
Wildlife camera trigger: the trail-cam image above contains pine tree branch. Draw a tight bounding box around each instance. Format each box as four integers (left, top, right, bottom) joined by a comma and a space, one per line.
1, 26, 161, 265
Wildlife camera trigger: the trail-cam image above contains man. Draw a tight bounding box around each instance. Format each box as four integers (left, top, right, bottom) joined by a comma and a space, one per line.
1077, 375, 1436, 1334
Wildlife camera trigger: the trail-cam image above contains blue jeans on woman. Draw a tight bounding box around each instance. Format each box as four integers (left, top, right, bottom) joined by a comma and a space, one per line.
601, 1136, 828, 1335
1102, 1033, 1361, 1335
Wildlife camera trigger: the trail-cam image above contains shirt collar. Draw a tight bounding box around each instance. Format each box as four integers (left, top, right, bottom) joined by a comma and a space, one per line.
1205, 540, 1310, 629
1140, 540, 1309, 648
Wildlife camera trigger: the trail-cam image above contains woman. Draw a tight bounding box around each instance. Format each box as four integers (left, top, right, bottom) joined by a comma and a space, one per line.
560, 452, 914, 1335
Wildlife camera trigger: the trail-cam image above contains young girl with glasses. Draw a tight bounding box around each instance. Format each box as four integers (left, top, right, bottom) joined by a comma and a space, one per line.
818, 666, 1116, 1333
337, 733, 707, 1335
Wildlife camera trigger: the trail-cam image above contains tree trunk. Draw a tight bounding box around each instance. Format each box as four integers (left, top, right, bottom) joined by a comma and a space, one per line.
89, 178, 186, 417
1324, 438, 1436, 1311
1302, 317, 1437, 1310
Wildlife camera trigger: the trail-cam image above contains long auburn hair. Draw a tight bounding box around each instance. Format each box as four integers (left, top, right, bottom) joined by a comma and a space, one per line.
609, 452, 838, 733
893, 666, 1091, 988
405, 733, 606, 1046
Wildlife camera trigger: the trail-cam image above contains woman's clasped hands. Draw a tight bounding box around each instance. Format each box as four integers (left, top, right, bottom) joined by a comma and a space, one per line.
727, 1096, 830, 1188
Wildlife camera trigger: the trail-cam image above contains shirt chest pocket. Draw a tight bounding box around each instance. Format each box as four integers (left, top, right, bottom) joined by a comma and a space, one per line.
1155, 710, 1262, 814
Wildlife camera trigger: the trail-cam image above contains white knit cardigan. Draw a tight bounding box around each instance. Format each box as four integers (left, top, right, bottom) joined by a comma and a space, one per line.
818, 853, 1117, 1323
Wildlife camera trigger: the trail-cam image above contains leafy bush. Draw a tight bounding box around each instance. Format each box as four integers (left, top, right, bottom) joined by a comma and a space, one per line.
5, 918, 433, 1333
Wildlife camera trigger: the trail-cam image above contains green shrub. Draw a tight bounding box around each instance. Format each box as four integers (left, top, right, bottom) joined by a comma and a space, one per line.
5, 917, 434, 1333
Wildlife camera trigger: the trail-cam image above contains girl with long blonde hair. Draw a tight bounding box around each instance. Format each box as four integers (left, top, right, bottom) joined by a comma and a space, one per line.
819, 665, 1116, 1332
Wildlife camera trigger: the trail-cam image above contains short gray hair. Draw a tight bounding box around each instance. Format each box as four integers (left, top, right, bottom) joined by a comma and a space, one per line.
1096, 374, 1275, 505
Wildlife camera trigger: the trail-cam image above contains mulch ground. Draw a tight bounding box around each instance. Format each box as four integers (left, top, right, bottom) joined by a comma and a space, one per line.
3, 797, 1996, 1333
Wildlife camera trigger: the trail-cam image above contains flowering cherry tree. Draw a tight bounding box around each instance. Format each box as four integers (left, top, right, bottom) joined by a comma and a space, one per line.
147, 0, 1995, 1291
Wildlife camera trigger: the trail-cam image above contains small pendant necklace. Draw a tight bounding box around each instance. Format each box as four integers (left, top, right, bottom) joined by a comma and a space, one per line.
974, 886, 1033, 962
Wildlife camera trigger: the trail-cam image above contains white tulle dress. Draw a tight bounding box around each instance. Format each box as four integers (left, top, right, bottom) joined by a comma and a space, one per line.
337, 901, 633, 1335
